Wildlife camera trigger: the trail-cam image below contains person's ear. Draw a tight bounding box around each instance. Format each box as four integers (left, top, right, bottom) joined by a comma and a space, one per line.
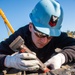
29, 23, 34, 32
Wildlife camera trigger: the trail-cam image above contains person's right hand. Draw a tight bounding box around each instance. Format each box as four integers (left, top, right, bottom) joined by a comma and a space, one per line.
4, 52, 40, 71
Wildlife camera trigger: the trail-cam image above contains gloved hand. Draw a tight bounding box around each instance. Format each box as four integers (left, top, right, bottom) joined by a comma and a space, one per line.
44, 53, 65, 70
4, 52, 40, 71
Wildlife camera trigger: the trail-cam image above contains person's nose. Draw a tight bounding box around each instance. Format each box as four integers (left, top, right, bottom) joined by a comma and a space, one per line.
40, 37, 48, 43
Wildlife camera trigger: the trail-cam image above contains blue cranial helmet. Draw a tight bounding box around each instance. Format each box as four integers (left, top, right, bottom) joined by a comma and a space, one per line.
29, 0, 63, 36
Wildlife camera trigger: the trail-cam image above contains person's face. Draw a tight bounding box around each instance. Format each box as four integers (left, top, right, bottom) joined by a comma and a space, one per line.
29, 23, 53, 48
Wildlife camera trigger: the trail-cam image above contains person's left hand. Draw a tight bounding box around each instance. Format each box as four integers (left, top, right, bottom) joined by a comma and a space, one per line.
44, 53, 65, 70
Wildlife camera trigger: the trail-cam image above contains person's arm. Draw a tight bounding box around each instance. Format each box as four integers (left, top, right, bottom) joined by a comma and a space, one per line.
45, 32, 75, 70
0, 54, 7, 71
58, 33, 75, 64
0, 25, 28, 71
61, 46, 75, 63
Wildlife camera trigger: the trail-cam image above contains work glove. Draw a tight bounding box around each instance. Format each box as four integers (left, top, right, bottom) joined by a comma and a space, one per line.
44, 53, 65, 70
4, 52, 40, 71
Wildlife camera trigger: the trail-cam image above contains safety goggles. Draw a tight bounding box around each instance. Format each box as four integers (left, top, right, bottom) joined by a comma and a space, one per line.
33, 26, 52, 39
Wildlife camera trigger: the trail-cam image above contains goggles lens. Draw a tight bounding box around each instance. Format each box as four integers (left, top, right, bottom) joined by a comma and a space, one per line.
33, 26, 52, 39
